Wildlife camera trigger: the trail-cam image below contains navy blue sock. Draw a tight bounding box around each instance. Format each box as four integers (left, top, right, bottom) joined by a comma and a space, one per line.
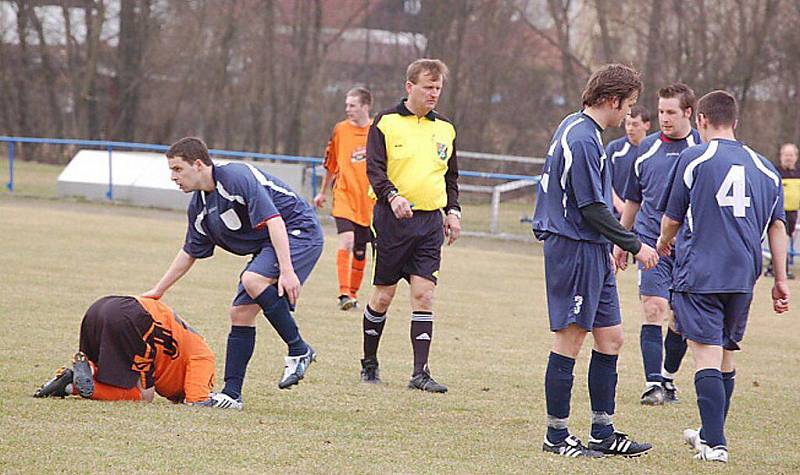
695, 368, 726, 447
222, 325, 255, 399
545, 352, 575, 444
589, 350, 618, 440
722, 370, 736, 421
663, 327, 688, 377
640, 325, 663, 383
255, 285, 307, 356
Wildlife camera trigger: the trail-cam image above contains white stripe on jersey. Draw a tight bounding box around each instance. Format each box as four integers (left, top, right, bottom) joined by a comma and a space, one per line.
683, 140, 719, 189
634, 139, 662, 177
687, 134, 697, 147
611, 141, 631, 165
216, 181, 246, 205
595, 130, 607, 172
558, 117, 585, 190
243, 162, 297, 197
744, 145, 780, 187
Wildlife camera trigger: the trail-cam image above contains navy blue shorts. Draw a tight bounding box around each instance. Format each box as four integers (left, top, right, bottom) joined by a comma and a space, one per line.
232, 238, 324, 306
372, 202, 443, 285
543, 235, 622, 332
638, 242, 674, 300
671, 292, 752, 350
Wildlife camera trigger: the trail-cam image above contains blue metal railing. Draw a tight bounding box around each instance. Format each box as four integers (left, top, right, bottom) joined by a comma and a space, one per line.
0, 135, 540, 201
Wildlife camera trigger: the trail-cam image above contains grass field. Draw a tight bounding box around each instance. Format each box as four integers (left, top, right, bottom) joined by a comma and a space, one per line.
2, 163, 800, 474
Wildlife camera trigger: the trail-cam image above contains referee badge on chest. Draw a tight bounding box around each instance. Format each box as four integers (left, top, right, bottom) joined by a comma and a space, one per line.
436, 142, 448, 160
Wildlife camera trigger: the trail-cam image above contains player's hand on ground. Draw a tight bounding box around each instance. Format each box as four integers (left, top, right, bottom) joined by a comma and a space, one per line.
390, 195, 413, 219
772, 280, 790, 314
444, 214, 461, 245
655, 235, 672, 257
313, 192, 326, 209
634, 243, 659, 270
278, 269, 302, 306
612, 245, 628, 271
141, 287, 163, 300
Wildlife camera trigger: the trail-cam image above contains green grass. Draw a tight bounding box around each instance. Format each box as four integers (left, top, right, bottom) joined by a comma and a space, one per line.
2, 194, 800, 474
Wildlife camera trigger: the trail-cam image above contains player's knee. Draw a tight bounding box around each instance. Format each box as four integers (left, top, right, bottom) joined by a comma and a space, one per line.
411, 288, 434, 310
229, 305, 259, 326
241, 271, 274, 297
353, 245, 367, 261
371, 289, 395, 310
641, 297, 668, 324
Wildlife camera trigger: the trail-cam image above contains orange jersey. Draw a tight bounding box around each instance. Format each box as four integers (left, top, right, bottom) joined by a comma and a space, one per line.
133, 297, 216, 403
324, 119, 375, 226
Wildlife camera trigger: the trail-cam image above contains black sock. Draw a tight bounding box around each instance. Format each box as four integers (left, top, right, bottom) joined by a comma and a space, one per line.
722, 370, 736, 421
545, 352, 575, 444
695, 368, 726, 448
663, 327, 688, 377
255, 285, 307, 356
589, 350, 618, 440
222, 325, 255, 400
410, 311, 433, 375
640, 324, 663, 383
363, 305, 386, 359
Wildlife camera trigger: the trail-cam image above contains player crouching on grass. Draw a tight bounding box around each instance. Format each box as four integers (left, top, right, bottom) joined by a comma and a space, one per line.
34, 295, 220, 407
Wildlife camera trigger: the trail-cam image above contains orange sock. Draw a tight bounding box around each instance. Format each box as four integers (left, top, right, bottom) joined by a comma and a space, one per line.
350, 255, 366, 299
91, 380, 142, 401
336, 249, 351, 296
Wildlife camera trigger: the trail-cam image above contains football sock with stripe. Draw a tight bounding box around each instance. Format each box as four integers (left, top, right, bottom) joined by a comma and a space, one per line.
640, 324, 663, 383
589, 350, 618, 440
363, 305, 386, 359
349, 249, 366, 298
410, 311, 433, 375
695, 368, 726, 448
545, 352, 575, 444
336, 249, 350, 297
255, 285, 307, 356
663, 327, 687, 379
221, 325, 255, 400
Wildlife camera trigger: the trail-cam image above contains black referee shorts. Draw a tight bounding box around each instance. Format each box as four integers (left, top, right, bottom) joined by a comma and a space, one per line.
372, 202, 444, 285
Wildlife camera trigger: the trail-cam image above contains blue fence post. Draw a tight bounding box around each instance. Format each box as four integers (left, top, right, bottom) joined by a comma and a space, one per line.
6, 142, 13, 191
311, 163, 318, 199
106, 145, 113, 200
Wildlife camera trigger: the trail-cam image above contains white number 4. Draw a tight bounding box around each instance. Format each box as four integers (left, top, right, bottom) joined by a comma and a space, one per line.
715, 165, 751, 217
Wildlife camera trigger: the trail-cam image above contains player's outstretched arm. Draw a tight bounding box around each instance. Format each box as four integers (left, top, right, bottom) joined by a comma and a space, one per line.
265, 216, 301, 306
767, 220, 791, 314
143, 249, 196, 299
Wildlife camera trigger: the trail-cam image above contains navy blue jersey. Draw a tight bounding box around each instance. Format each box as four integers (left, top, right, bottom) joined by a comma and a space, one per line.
606, 136, 638, 199
623, 130, 700, 241
533, 112, 613, 243
183, 162, 322, 258
663, 139, 785, 293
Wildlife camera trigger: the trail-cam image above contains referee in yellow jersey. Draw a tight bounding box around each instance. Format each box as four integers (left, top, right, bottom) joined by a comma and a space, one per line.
358, 59, 461, 392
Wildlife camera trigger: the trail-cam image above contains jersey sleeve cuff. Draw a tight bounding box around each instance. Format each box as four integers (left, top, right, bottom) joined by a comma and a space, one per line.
255, 214, 281, 230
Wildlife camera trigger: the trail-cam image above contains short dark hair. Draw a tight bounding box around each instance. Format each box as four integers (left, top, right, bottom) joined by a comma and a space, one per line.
581, 63, 642, 109
658, 83, 696, 114
347, 86, 372, 107
167, 137, 212, 165
629, 105, 651, 123
406, 58, 449, 83
697, 90, 737, 128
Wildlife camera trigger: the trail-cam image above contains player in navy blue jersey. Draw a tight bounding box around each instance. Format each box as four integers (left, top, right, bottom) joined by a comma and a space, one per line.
617, 84, 700, 402
532, 64, 659, 458
614, 83, 700, 405
144, 137, 324, 409
605, 105, 651, 218
657, 90, 790, 463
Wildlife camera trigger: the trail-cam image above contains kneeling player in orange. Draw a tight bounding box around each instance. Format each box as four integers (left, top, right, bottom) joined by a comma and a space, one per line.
34, 295, 217, 406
